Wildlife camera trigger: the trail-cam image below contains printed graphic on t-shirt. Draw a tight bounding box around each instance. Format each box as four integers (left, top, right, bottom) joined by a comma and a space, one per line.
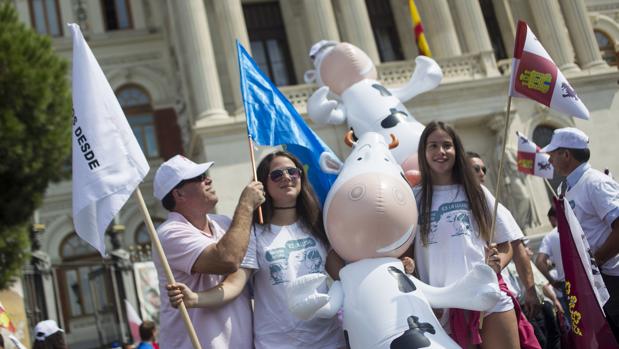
428, 201, 473, 243
265, 237, 322, 285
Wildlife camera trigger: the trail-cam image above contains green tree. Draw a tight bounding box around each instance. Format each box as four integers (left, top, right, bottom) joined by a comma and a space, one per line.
0, 1, 71, 289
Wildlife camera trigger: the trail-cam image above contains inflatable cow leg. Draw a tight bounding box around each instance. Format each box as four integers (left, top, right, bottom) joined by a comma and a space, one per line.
286, 273, 343, 321
388, 56, 443, 102
412, 264, 501, 311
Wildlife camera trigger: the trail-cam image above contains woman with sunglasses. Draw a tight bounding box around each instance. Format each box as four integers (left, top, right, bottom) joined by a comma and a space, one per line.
168, 151, 345, 349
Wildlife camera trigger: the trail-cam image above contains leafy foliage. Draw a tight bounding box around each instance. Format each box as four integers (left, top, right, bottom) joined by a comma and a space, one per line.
0, 1, 71, 289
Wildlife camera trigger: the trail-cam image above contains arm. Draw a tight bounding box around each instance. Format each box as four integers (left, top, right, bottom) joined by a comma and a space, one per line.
535, 252, 558, 286
497, 241, 513, 270
167, 268, 253, 308
192, 182, 264, 274
511, 240, 541, 317
325, 249, 345, 280
593, 218, 619, 267
542, 283, 564, 314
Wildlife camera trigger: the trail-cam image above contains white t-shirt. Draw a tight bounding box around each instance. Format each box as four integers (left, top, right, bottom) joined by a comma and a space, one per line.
153, 213, 253, 349
413, 184, 520, 287
566, 167, 619, 275
538, 228, 565, 281
243, 222, 345, 349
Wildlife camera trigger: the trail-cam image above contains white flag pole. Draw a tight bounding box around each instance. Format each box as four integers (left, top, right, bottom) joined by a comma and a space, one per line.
134, 188, 203, 349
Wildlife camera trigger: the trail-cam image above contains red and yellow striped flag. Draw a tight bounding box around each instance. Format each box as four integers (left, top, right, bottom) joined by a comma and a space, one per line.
408, 0, 432, 57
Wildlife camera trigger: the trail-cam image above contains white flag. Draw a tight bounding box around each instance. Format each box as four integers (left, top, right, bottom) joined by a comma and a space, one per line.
70, 23, 149, 255
508, 21, 590, 120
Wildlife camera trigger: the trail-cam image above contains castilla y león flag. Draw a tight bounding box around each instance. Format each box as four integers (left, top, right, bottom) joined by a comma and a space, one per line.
516, 131, 553, 179
509, 21, 589, 120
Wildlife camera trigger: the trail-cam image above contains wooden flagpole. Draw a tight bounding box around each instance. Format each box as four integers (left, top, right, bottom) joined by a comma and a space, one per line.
489, 96, 513, 243
133, 188, 203, 349
248, 136, 264, 224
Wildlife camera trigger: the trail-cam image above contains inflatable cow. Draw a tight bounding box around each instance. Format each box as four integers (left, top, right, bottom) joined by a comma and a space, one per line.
287, 132, 501, 349
304, 41, 443, 184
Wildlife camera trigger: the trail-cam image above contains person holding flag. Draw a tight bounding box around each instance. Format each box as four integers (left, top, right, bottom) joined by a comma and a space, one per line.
543, 127, 619, 341
151, 155, 265, 349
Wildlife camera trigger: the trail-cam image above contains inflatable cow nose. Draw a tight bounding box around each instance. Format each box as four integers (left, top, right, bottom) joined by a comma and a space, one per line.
323, 132, 417, 262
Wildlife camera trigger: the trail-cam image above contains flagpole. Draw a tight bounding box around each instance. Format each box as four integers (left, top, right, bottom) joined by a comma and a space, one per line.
490, 96, 512, 243
544, 178, 558, 199
133, 188, 203, 349
248, 136, 264, 224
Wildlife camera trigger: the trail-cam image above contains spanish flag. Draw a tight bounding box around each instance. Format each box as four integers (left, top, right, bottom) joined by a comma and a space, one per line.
408, 0, 432, 57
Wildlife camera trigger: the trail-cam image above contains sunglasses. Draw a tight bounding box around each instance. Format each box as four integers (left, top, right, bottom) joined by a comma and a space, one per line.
269, 167, 302, 182
473, 164, 487, 175
176, 173, 207, 188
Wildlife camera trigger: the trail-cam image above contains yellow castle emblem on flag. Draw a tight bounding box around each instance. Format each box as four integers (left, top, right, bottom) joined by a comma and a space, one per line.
519, 70, 552, 93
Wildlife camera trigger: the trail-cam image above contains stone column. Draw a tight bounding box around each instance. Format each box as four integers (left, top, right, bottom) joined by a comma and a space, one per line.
558, 0, 607, 70
212, 0, 251, 113
451, 0, 493, 54
333, 0, 380, 63
169, 0, 227, 122
528, 0, 579, 72
415, 0, 461, 58
302, 0, 340, 44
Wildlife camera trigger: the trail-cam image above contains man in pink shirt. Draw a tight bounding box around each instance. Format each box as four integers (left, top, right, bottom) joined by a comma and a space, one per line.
152, 155, 265, 349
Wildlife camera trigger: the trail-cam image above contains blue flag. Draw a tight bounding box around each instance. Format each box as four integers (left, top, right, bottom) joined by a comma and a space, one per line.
237, 41, 337, 204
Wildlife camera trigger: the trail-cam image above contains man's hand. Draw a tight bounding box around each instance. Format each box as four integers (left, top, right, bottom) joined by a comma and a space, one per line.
522, 287, 541, 318
167, 282, 199, 308
239, 181, 265, 209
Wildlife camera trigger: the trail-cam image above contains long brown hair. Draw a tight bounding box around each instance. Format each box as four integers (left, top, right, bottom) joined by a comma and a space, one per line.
417, 121, 492, 245
253, 151, 329, 246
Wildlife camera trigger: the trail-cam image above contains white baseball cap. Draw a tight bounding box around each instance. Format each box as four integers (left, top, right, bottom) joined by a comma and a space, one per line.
34, 320, 63, 341
153, 155, 213, 200
541, 127, 589, 153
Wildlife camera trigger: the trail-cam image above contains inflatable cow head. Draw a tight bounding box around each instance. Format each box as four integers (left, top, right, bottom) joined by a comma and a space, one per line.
305, 41, 443, 185
320, 131, 418, 262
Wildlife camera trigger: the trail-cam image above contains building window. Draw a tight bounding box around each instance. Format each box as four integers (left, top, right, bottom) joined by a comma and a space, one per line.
595, 30, 617, 67
101, 0, 132, 31
117, 85, 159, 158
533, 125, 560, 199
365, 0, 403, 62
243, 1, 296, 86
58, 234, 114, 320
479, 0, 507, 60
28, 0, 62, 37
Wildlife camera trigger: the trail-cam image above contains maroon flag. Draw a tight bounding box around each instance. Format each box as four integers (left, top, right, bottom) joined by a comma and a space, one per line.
554, 197, 616, 348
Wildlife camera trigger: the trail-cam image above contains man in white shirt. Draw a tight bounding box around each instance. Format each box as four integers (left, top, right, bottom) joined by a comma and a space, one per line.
543, 127, 619, 340
152, 155, 265, 349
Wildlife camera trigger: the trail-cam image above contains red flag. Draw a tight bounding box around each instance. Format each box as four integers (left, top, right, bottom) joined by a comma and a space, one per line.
554, 198, 617, 348
509, 21, 590, 120
516, 131, 553, 178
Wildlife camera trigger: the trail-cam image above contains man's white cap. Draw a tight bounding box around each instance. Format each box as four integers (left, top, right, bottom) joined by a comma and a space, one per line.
34, 320, 63, 341
541, 127, 589, 153
153, 155, 213, 200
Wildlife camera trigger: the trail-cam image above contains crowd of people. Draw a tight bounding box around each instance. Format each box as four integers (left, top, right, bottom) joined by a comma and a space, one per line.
147, 124, 617, 349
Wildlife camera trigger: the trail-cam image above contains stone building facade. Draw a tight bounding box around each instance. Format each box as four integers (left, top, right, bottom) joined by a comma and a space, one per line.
8, 0, 619, 347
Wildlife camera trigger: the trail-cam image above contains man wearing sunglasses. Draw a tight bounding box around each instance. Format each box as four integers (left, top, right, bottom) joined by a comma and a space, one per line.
543, 127, 619, 341
152, 155, 265, 349
466, 151, 543, 324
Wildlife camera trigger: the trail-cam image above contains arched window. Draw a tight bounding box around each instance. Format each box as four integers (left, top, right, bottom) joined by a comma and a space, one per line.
134, 219, 164, 246
117, 85, 159, 158
533, 125, 561, 200
595, 30, 617, 67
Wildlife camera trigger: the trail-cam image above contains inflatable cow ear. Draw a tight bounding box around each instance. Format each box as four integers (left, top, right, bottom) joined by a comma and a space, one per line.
304, 69, 317, 84
319, 152, 343, 174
